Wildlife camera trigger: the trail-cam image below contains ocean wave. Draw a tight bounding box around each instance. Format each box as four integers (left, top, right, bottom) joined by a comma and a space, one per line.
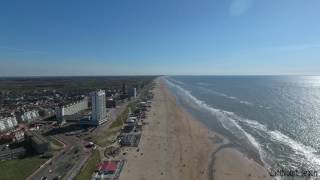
164, 78, 265, 163
269, 131, 320, 167
239, 118, 320, 168
166, 78, 184, 85
198, 86, 255, 106
164, 77, 320, 170
197, 82, 211, 86
239, 100, 253, 105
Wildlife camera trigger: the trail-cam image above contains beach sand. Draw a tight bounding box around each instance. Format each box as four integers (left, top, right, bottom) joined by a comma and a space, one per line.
119, 78, 272, 180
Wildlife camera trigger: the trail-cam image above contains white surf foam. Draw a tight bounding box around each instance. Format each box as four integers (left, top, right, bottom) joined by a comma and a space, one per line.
167, 78, 184, 85
237, 116, 320, 169
197, 82, 211, 86
164, 78, 265, 161
239, 100, 254, 106
198, 86, 255, 106
269, 130, 320, 167
165, 77, 320, 170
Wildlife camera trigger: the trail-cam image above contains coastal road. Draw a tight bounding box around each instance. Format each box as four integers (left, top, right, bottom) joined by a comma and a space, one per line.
28, 100, 133, 180
28, 134, 90, 180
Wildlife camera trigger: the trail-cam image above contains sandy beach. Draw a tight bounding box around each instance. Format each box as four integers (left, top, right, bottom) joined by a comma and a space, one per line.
119, 78, 272, 180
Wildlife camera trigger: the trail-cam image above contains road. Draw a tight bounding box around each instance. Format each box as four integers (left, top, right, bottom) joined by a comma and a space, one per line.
28, 134, 91, 180
28, 100, 132, 180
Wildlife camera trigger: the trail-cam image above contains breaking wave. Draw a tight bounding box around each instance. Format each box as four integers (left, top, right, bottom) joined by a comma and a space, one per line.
197, 86, 255, 106
164, 77, 320, 171
164, 78, 266, 163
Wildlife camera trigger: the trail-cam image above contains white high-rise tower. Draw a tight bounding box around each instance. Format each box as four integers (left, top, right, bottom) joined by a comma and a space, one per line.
90, 90, 107, 125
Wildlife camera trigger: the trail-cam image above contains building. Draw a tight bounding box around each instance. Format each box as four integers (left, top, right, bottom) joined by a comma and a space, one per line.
122, 83, 127, 94
134, 88, 137, 98
90, 90, 107, 125
20, 110, 40, 123
0, 146, 26, 160
55, 106, 64, 124
97, 161, 117, 174
55, 97, 88, 124
106, 98, 116, 108
128, 87, 137, 99
62, 97, 88, 116
24, 131, 49, 154
0, 116, 18, 133
92, 160, 125, 179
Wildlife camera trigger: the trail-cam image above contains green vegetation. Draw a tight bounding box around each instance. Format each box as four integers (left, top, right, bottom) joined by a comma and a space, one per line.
49, 137, 64, 151
0, 156, 47, 180
75, 149, 101, 180
0, 76, 156, 92
90, 102, 137, 147
92, 127, 121, 147
110, 107, 129, 129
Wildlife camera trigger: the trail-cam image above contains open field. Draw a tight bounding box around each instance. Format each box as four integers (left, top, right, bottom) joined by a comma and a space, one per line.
0, 156, 47, 180
75, 149, 101, 180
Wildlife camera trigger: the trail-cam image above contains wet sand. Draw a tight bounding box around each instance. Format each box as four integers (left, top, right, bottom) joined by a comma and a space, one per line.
119, 78, 272, 180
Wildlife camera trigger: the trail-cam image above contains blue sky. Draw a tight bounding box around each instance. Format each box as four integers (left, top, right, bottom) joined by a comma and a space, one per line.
0, 0, 320, 76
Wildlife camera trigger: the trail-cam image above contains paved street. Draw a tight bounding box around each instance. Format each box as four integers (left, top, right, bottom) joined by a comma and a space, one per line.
27, 101, 130, 180
28, 134, 90, 180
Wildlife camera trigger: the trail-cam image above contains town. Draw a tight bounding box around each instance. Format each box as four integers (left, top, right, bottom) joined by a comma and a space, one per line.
0, 76, 156, 180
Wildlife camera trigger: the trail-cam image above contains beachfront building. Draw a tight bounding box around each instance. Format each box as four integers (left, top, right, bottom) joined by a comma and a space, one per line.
90, 90, 107, 125
0, 116, 18, 133
55, 97, 88, 124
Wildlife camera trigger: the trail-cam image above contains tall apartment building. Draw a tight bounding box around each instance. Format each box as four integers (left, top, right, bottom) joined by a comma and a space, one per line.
128, 87, 137, 98
90, 90, 107, 125
55, 97, 88, 124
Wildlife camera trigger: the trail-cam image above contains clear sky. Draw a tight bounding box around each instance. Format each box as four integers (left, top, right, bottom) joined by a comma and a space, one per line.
0, 0, 320, 76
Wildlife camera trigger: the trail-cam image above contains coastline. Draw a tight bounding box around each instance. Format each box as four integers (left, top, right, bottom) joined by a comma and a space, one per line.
119, 78, 272, 180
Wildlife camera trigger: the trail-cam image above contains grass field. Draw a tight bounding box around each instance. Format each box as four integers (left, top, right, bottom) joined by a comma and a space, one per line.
0, 156, 47, 180
75, 149, 101, 180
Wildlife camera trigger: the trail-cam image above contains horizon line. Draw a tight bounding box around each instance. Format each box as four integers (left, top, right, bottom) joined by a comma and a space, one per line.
0, 74, 319, 78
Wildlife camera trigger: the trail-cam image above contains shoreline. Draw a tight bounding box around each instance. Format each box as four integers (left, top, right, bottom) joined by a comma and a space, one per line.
119, 78, 272, 180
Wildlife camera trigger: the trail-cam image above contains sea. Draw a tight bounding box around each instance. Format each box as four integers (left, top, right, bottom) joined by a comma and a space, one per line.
164, 76, 320, 179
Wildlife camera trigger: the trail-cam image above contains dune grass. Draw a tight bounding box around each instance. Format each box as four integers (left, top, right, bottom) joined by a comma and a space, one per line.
91, 102, 136, 147
75, 149, 101, 180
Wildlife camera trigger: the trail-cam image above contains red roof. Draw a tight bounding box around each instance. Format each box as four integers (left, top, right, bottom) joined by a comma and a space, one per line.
97, 162, 117, 172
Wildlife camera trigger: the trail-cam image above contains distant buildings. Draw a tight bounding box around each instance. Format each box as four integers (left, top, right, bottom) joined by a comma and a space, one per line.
0, 116, 18, 133
128, 87, 137, 99
90, 90, 107, 125
55, 107, 64, 124
122, 83, 127, 94
106, 98, 116, 108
